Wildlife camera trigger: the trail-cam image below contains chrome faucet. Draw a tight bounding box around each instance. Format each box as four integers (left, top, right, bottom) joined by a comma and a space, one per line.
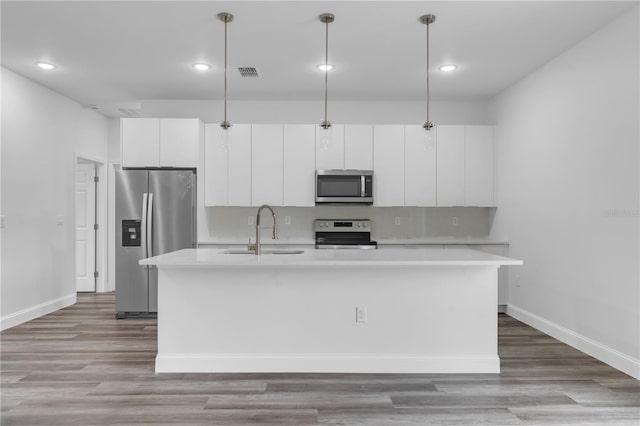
253, 204, 278, 255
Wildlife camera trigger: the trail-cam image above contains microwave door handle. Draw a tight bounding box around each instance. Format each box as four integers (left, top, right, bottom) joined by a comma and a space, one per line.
361, 175, 365, 198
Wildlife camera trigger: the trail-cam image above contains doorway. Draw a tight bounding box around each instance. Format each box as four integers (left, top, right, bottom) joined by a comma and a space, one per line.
75, 155, 106, 293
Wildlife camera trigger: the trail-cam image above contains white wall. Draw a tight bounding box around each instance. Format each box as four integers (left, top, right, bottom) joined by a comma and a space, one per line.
1, 67, 109, 329
489, 7, 639, 378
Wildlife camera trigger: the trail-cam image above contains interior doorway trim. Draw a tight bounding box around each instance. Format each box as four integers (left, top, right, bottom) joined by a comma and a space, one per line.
74, 153, 108, 293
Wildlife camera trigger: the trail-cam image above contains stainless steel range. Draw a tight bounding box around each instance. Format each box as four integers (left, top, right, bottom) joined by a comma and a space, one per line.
314, 219, 377, 249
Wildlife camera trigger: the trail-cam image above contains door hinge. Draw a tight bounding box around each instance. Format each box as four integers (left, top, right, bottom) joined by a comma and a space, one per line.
94, 271, 99, 278
94, 176, 99, 183
94, 223, 99, 231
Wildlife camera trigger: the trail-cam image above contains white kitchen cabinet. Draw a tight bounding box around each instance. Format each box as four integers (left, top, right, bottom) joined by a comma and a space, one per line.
436, 125, 465, 206
315, 124, 345, 170
404, 125, 437, 206
344, 125, 373, 170
252, 124, 283, 206
121, 118, 160, 168
373, 125, 405, 206
465, 126, 494, 206
159, 119, 201, 167
203, 124, 252, 206
121, 118, 200, 168
284, 125, 315, 206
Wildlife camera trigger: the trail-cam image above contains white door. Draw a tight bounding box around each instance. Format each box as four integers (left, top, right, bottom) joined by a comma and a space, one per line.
75, 162, 96, 292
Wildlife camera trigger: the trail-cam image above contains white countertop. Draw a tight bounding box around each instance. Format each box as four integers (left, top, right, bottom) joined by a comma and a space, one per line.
140, 247, 523, 268
197, 239, 510, 246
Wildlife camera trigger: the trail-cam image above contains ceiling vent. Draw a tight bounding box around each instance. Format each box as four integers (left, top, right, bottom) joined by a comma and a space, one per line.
118, 108, 141, 117
238, 67, 259, 77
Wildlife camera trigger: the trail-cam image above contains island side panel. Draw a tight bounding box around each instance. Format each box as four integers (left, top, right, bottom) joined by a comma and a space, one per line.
156, 266, 499, 373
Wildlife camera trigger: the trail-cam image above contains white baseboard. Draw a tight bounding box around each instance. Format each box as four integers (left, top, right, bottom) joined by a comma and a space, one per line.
1, 293, 77, 331
155, 353, 501, 374
507, 304, 640, 380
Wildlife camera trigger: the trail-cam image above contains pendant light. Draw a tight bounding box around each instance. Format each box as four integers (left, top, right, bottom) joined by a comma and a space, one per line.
319, 13, 334, 150
218, 12, 233, 148
420, 14, 435, 132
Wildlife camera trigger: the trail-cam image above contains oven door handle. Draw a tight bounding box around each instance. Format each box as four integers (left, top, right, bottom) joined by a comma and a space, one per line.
361, 175, 365, 198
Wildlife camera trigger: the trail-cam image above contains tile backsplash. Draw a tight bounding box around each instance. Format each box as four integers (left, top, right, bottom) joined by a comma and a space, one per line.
199, 206, 495, 243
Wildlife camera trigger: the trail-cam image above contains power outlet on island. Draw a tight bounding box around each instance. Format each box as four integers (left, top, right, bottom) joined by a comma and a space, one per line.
356, 306, 368, 323
394, 216, 401, 226
284, 215, 292, 225
248, 216, 254, 226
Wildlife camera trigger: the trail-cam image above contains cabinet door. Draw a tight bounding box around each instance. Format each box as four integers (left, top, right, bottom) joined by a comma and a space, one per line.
465, 126, 494, 206
252, 125, 283, 206
204, 124, 228, 206
315, 124, 345, 170
121, 118, 160, 168
344, 125, 373, 170
436, 125, 465, 206
404, 125, 436, 206
373, 125, 404, 206
227, 125, 252, 206
284, 125, 315, 206
159, 118, 200, 167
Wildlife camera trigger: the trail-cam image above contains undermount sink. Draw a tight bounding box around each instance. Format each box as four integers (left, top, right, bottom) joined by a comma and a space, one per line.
221, 249, 304, 255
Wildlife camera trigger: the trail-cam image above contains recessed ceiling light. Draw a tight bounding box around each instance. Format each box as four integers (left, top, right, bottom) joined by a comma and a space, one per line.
439, 64, 457, 72
193, 63, 212, 71
317, 64, 334, 71
36, 62, 56, 70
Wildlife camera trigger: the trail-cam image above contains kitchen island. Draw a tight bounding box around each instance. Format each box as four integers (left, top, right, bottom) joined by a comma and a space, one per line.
140, 247, 522, 374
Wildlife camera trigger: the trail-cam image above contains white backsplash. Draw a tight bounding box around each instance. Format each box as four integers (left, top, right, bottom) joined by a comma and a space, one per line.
199, 206, 495, 243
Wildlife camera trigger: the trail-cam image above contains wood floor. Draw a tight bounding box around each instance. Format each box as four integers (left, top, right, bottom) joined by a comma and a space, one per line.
1, 294, 638, 425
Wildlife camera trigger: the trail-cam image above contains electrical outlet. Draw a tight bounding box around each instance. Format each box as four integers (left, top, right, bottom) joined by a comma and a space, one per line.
452, 216, 459, 226
356, 306, 367, 323
248, 216, 254, 226
0, 215, 5, 228
284, 215, 291, 225
395, 216, 401, 226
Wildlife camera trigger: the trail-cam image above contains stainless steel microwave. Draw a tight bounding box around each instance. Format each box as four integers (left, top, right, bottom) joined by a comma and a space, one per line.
315, 170, 373, 205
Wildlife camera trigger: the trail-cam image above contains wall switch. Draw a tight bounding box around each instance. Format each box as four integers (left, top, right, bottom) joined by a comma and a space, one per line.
394, 216, 401, 226
284, 215, 291, 225
248, 216, 254, 226
356, 306, 368, 323
452, 216, 459, 226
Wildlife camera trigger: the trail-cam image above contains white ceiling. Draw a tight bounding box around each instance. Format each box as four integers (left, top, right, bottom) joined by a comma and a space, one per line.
1, 1, 635, 117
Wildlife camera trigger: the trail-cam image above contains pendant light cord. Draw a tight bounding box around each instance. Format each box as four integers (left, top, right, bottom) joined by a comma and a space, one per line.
426, 20, 430, 126
324, 19, 329, 126
224, 18, 228, 126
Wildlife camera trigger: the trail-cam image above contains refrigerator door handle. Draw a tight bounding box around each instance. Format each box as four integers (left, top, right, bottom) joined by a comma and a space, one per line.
147, 193, 154, 258
141, 193, 148, 259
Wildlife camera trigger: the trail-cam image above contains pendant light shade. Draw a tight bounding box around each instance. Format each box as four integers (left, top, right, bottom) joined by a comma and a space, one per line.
420, 14, 435, 132
218, 12, 233, 133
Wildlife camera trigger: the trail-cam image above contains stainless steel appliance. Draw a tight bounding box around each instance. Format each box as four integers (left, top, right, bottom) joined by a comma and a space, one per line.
315, 170, 373, 205
315, 219, 377, 249
115, 169, 196, 317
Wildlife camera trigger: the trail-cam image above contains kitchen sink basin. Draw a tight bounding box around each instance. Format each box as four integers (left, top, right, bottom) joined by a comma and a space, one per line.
221, 249, 304, 255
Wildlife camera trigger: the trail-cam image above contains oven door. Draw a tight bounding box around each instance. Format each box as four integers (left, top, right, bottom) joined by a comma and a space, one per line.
315, 170, 373, 204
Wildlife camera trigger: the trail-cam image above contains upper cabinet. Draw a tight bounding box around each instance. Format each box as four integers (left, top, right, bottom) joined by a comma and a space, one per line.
252, 125, 284, 206
464, 126, 494, 207
405, 125, 436, 207
344, 125, 373, 170
373, 125, 405, 207
284, 125, 316, 206
436, 125, 466, 206
436, 125, 495, 207
121, 118, 201, 168
315, 124, 345, 170
204, 124, 251, 207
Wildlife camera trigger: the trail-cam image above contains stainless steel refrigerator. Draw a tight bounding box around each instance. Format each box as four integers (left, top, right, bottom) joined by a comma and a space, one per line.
115, 169, 196, 317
